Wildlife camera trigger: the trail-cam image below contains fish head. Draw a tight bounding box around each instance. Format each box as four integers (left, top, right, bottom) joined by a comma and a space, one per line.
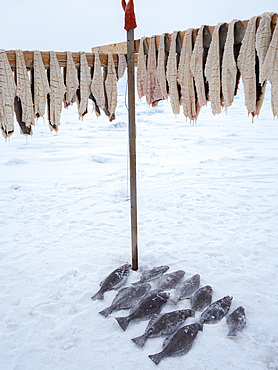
205, 285, 213, 292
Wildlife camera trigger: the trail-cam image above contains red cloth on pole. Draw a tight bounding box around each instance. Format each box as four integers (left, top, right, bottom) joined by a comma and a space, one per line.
122, 0, 137, 31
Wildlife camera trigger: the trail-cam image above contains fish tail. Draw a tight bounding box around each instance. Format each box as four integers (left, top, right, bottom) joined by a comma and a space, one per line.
227, 330, 237, 337
99, 305, 113, 318
131, 334, 147, 348
148, 353, 162, 365
91, 290, 104, 300
115, 316, 130, 331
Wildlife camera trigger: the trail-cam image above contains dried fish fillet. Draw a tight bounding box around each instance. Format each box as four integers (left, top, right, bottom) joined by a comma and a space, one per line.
33, 50, 50, 118
261, 21, 278, 118
190, 26, 207, 108
0, 49, 16, 138
166, 31, 180, 115
238, 16, 266, 117
64, 51, 78, 108
256, 13, 273, 83
205, 23, 225, 115
91, 52, 106, 117
117, 53, 126, 80
137, 37, 147, 99
157, 33, 169, 99
14, 49, 34, 135
47, 50, 66, 131
104, 52, 117, 121
178, 29, 200, 122
76, 52, 91, 120
146, 35, 163, 107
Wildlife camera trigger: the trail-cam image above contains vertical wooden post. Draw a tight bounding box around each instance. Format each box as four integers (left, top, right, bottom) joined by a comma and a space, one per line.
127, 27, 138, 271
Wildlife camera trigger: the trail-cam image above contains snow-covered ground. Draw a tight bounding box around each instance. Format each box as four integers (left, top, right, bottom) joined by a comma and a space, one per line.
1, 77, 278, 369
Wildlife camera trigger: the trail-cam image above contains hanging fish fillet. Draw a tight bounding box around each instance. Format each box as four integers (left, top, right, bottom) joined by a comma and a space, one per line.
14, 49, 34, 135
222, 19, 243, 109
117, 53, 126, 80
166, 31, 180, 115
157, 33, 169, 99
190, 26, 207, 108
33, 50, 50, 118
137, 37, 148, 99
261, 21, 278, 118
91, 52, 106, 117
64, 51, 78, 108
0, 50, 16, 138
178, 29, 200, 122
256, 13, 274, 83
238, 16, 266, 118
104, 52, 117, 121
47, 50, 66, 131
205, 23, 225, 114
146, 35, 163, 107
76, 52, 91, 120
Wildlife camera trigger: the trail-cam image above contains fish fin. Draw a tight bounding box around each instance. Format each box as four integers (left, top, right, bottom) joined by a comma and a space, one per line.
99, 305, 113, 318
169, 297, 179, 305
148, 353, 162, 365
131, 281, 140, 286
115, 316, 130, 331
91, 290, 104, 300
131, 334, 147, 347
148, 313, 160, 326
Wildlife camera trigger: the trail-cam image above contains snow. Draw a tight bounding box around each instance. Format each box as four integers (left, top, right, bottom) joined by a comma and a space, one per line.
0, 76, 278, 369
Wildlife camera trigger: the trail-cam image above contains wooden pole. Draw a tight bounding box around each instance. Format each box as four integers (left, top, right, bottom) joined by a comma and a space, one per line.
127, 27, 138, 270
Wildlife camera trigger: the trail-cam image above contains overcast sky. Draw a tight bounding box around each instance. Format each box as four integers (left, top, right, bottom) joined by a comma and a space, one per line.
0, 0, 277, 51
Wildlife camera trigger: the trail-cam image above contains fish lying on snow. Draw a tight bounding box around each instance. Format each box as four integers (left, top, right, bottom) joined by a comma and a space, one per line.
157, 270, 185, 290
148, 322, 203, 365
91, 263, 131, 300
99, 283, 151, 318
200, 296, 233, 324
132, 309, 194, 348
171, 273, 200, 305
226, 306, 246, 337
132, 265, 169, 285
190, 285, 213, 311
115, 290, 170, 331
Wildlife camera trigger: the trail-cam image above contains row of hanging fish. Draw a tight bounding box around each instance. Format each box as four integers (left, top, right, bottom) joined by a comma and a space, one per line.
137, 12, 278, 122
0, 50, 126, 138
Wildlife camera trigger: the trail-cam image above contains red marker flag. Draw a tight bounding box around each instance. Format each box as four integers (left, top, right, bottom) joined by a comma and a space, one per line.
122, 0, 137, 31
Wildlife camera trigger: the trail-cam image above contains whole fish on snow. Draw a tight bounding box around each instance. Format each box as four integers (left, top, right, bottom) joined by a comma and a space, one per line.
157, 270, 185, 290
91, 263, 131, 300
99, 283, 151, 318
226, 306, 246, 337
115, 290, 170, 331
132, 309, 194, 348
171, 273, 200, 305
148, 322, 203, 365
190, 285, 213, 311
200, 295, 233, 324
132, 265, 169, 285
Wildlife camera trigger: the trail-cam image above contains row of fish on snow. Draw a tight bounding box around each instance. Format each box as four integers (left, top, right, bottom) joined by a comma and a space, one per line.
91, 264, 247, 365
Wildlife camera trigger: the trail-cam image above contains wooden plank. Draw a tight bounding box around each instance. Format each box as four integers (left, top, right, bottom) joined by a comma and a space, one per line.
127, 27, 138, 271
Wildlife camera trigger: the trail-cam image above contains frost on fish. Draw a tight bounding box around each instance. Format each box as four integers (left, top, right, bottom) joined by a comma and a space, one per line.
0, 49, 16, 138
104, 52, 117, 121
205, 23, 227, 115
64, 51, 79, 108
190, 25, 211, 108
256, 13, 274, 83
132, 265, 169, 285
178, 28, 200, 123
14, 49, 34, 135
146, 35, 163, 107
226, 306, 247, 337
166, 31, 180, 115
222, 20, 245, 109
32, 50, 50, 119
90, 52, 106, 117
171, 273, 200, 305
200, 295, 233, 324
261, 17, 278, 118
116, 52, 126, 80
238, 16, 266, 118
157, 33, 169, 99
157, 270, 185, 290
47, 51, 66, 131
76, 52, 91, 120
137, 37, 148, 99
